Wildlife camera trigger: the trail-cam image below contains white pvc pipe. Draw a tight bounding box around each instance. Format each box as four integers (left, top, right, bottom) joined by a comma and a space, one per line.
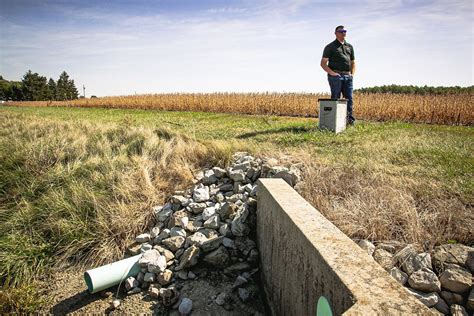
84, 254, 142, 293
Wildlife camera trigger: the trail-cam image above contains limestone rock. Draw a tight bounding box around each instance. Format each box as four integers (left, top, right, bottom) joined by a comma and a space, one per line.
407, 268, 441, 292
176, 245, 200, 271
124, 277, 139, 291
219, 223, 232, 237
439, 265, 472, 293
185, 232, 208, 248
202, 206, 216, 221
229, 169, 246, 182
141, 243, 152, 252
451, 304, 468, 316
219, 183, 234, 192
188, 202, 207, 214
202, 170, 218, 185
432, 244, 474, 273
154, 245, 175, 262
171, 195, 188, 206
179, 297, 193, 315
440, 290, 465, 306
271, 167, 300, 186
111, 299, 121, 309
390, 267, 408, 285
393, 244, 417, 267
157, 269, 173, 286
186, 219, 203, 233
167, 210, 189, 228
231, 208, 250, 237
127, 243, 142, 256
201, 236, 223, 252
160, 286, 179, 306
212, 167, 227, 178
203, 246, 230, 267
466, 287, 474, 311
204, 214, 220, 229
154, 228, 170, 243
138, 249, 161, 266
247, 249, 259, 262
238, 287, 250, 302
223, 237, 236, 249
155, 205, 173, 222
149, 285, 161, 298
143, 272, 155, 283
162, 236, 185, 252
224, 262, 252, 275
135, 233, 151, 243
147, 255, 167, 273
218, 202, 238, 220
127, 287, 142, 295
433, 294, 450, 315
170, 227, 186, 238
193, 184, 210, 202
150, 227, 161, 239
373, 248, 394, 271
406, 288, 438, 308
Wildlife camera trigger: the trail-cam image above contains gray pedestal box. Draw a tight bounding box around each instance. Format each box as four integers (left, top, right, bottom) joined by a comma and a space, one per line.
318, 98, 347, 133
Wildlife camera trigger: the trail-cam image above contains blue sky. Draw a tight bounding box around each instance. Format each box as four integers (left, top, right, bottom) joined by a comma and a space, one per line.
0, 0, 472, 96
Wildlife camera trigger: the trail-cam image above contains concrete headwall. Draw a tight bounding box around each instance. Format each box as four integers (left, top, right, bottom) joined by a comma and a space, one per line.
256, 178, 434, 315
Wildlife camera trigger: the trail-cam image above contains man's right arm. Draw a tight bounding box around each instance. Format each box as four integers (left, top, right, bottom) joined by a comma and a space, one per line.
320, 58, 339, 76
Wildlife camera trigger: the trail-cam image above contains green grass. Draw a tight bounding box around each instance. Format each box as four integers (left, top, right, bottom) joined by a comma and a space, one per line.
2, 105, 472, 196
0, 105, 472, 312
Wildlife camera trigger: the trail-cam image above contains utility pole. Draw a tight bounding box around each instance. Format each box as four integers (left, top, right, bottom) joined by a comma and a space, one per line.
83, 85, 86, 98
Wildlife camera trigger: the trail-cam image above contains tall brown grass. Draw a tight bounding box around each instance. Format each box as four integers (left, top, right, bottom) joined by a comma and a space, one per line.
0, 112, 249, 312
268, 151, 473, 248
7, 92, 474, 125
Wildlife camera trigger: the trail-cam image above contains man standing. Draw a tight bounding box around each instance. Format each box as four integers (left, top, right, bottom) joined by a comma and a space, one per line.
320, 25, 356, 125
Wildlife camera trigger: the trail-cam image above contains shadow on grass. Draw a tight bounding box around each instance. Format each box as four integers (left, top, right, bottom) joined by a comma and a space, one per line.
237, 125, 320, 139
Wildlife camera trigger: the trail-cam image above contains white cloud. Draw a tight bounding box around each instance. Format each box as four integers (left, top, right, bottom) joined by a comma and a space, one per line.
0, 0, 472, 96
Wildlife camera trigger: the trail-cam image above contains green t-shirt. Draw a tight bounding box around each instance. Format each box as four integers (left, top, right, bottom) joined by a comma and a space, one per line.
322, 40, 355, 72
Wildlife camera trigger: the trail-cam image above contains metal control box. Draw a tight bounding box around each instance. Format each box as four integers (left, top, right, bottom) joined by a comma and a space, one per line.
318, 99, 347, 133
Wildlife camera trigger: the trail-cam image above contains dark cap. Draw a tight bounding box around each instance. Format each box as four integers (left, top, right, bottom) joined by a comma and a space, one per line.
335, 25, 345, 32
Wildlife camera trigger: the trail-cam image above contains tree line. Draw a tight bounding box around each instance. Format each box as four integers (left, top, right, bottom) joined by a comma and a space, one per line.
0, 70, 79, 101
355, 84, 473, 95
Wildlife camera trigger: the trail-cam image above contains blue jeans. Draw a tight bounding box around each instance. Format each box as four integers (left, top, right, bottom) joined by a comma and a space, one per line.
328, 74, 354, 123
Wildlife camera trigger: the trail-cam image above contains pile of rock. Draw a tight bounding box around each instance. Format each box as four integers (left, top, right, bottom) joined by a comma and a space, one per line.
120, 152, 300, 314
357, 240, 474, 315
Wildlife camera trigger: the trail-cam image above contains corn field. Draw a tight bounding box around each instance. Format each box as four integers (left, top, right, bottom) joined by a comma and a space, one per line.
6, 92, 474, 125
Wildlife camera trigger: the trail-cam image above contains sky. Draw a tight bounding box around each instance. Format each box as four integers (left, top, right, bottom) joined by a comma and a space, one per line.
0, 0, 473, 96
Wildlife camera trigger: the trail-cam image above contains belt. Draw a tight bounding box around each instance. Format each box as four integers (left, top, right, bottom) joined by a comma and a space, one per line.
333, 70, 351, 75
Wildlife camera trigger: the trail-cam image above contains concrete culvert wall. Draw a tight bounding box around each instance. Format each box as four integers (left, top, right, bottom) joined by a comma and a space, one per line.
256, 178, 435, 315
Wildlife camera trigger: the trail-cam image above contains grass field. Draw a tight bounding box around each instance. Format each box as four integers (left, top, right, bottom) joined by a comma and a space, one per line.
8, 91, 474, 125
0, 105, 473, 312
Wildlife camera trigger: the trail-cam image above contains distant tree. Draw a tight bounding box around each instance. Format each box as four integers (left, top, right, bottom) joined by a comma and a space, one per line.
56, 71, 70, 101
48, 78, 57, 100
10, 82, 24, 101
66, 79, 79, 100
56, 71, 79, 100
356, 85, 473, 95
21, 70, 49, 101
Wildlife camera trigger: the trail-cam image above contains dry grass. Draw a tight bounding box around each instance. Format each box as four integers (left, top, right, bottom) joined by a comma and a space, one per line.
294, 152, 473, 248
0, 112, 249, 311
0, 106, 472, 312
7, 92, 474, 125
